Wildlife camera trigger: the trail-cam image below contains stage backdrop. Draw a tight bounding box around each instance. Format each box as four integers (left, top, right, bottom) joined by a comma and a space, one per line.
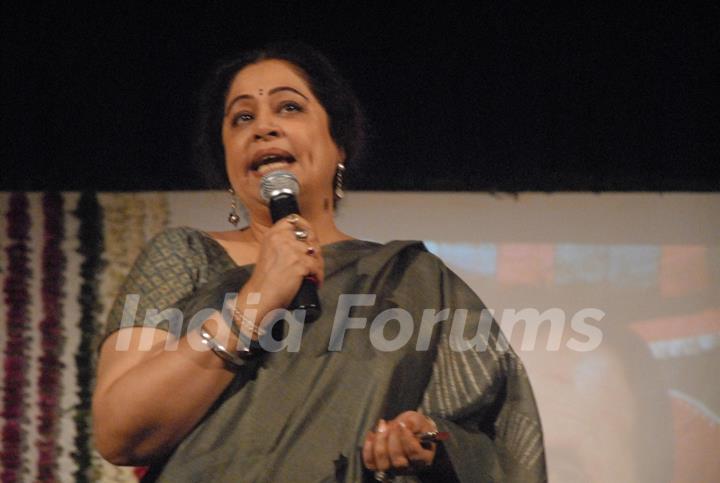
1, 191, 718, 482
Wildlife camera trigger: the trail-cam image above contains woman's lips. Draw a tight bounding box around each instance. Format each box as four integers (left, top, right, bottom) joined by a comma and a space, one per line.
247, 149, 297, 178
250, 148, 296, 171
256, 160, 294, 175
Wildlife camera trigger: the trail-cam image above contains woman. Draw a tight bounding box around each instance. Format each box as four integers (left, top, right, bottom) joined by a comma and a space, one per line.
92, 42, 546, 482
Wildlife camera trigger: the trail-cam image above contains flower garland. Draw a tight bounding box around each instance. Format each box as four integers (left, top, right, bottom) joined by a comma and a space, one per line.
35, 192, 66, 482
92, 196, 144, 483
1, 193, 32, 482
143, 192, 170, 240
100, 194, 147, 300
72, 192, 105, 483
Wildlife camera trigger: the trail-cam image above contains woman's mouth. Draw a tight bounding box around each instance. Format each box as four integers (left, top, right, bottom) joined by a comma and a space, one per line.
256, 158, 294, 175
250, 151, 297, 175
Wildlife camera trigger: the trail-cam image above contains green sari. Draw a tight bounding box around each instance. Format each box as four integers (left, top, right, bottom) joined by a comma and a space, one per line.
103, 227, 546, 482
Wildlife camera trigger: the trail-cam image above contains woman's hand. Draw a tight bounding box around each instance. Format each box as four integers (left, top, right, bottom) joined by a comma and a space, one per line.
362, 411, 438, 475
241, 214, 324, 316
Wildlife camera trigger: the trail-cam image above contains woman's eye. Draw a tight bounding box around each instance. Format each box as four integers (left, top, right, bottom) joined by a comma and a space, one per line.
232, 112, 254, 125
280, 102, 303, 113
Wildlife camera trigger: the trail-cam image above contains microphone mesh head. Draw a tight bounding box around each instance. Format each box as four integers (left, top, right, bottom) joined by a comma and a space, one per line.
260, 171, 300, 204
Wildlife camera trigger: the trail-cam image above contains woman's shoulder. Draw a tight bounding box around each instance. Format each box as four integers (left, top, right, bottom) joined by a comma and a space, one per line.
147, 225, 200, 241
142, 226, 203, 252
371, 239, 439, 257
143, 226, 232, 264
352, 239, 444, 274
149, 225, 226, 245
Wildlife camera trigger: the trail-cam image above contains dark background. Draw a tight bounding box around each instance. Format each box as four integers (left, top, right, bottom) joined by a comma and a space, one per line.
2, 2, 718, 192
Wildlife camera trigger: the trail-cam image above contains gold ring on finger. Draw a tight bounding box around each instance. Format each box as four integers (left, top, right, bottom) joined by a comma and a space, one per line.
294, 229, 309, 241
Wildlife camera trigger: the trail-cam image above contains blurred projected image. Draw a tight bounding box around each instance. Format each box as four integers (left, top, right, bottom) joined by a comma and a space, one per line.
425, 241, 720, 483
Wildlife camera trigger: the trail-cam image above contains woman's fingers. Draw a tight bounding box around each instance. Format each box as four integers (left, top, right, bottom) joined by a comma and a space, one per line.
398, 423, 432, 468
395, 412, 437, 466
281, 215, 324, 282
291, 244, 324, 285
395, 411, 433, 433
387, 424, 409, 469
292, 220, 324, 285
362, 431, 376, 470
372, 420, 391, 471
251, 214, 325, 305
283, 214, 319, 243
361, 413, 438, 473
364, 419, 432, 473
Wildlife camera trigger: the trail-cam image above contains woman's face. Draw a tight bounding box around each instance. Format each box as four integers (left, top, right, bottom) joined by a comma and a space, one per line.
222, 59, 343, 213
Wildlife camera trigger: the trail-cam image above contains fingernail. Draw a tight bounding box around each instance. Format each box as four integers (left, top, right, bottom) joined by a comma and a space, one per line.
377, 419, 387, 433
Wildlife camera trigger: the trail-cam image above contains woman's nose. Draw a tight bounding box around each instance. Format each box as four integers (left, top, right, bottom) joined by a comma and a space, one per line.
254, 127, 280, 141
253, 114, 283, 141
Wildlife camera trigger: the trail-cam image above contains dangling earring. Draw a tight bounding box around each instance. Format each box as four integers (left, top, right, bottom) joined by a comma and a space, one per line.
227, 187, 241, 226
334, 163, 346, 200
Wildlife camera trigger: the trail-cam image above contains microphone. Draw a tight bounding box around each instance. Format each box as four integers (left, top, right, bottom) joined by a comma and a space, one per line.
260, 171, 321, 322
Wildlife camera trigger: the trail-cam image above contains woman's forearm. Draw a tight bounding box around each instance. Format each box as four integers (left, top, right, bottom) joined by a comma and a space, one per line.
92, 322, 242, 465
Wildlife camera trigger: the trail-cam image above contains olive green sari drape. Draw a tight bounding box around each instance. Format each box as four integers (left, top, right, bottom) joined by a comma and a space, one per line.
104, 227, 546, 482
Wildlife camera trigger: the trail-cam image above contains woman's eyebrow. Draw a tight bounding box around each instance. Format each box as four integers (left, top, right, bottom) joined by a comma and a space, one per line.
225, 87, 309, 116
225, 94, 252, 116
268, 86, 309, 100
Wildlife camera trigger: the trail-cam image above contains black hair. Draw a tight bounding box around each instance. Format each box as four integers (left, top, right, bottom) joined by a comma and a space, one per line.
192, 41, 366, 189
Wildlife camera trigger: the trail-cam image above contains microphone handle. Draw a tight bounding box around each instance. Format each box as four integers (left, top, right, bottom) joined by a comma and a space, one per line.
269, 193, 321, 322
